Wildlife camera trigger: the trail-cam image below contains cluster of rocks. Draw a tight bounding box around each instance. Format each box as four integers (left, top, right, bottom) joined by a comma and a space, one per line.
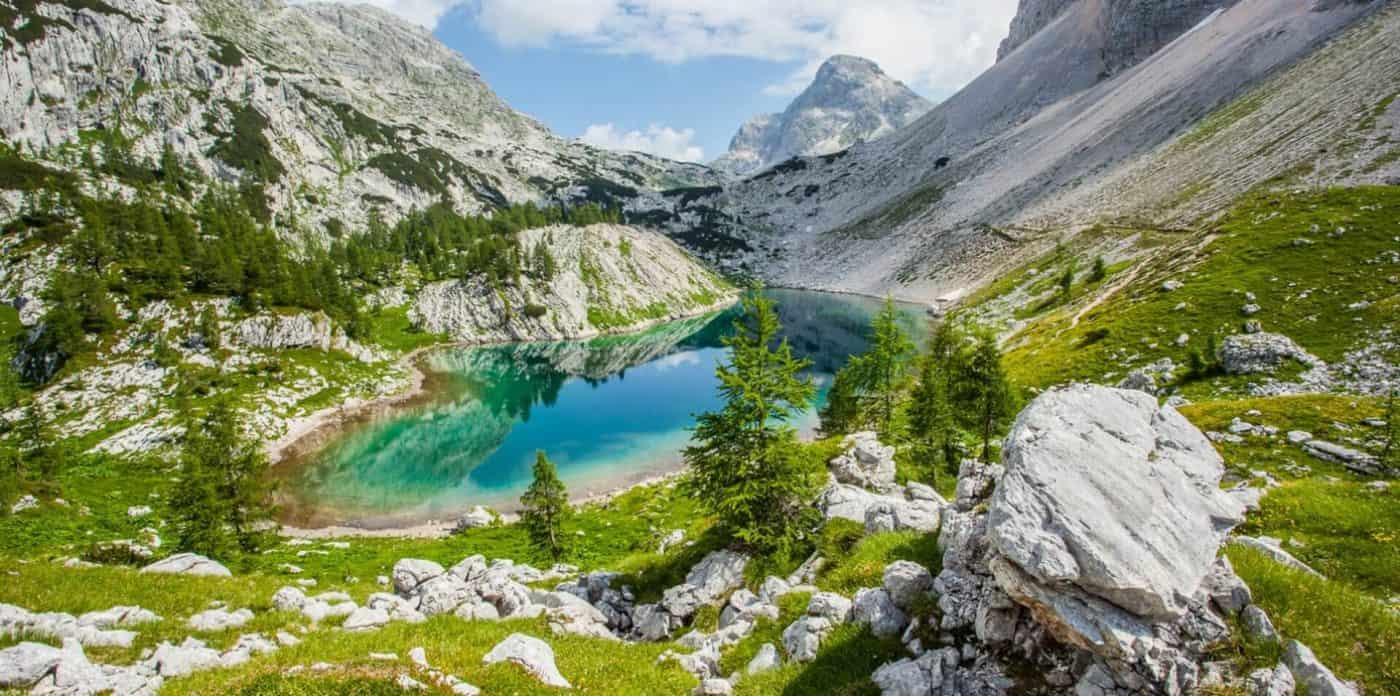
0, 603, 296, 694
816, 431, 943, 534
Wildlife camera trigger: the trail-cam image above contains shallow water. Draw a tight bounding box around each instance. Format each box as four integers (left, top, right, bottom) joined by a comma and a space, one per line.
278, 290, 927, 528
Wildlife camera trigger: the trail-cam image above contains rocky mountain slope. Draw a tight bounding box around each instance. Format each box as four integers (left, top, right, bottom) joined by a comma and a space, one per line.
711, 56, 931, 178
678, 0, 1395, 301
0, 0, 718, 235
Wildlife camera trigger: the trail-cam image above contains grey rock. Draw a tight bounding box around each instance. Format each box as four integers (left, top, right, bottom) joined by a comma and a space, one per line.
0, 642, 62, 688
150, 638, 223, 677
989, 385, 1244, 623
140, 553, 231, 577
1249, 664, 1296, 696
1242, 605, 1280, 643
187, 608, 254, 632
852, 588, 908, 639
693, 677, 733, 695
393, 559, 445, 595
415, 575, 473, 617
1202, 557, 1252, 616
1283, 641, 1358, 696
882, 561, 934, 610
872, 649, 947, 696
1218, 333, 1323, 375
746, 643, 781, 675
713, 56, 931, 176
781, 615, 833, 662
453, 506, 495, 532
342, 607, 390, 632
482, 633, 571, 689
806, 593, 853, 623
829, 431, 898, 492
1234, 536, 1324, 578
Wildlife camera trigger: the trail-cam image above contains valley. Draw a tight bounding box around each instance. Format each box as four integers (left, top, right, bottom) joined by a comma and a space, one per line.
0, 0, 1397, 694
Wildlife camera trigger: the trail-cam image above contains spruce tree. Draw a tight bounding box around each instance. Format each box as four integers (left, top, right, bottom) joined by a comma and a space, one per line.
171, 400, 275, 557
1089, 256, 1108, 283
959, 333, 1016, 463
865, 297, 915, 435
520, 451, 570, 561
907, 350, 958, 481
685, 288, 816, 556
818, 355, 866, 437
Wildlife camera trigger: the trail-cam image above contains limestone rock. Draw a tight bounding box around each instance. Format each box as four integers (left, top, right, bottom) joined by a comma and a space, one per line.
882, 561, 934, 611
482, 633, 571, 689
187, 608, 254, 632
1283, 641, 1358, 696
781, 615, 833, 663
806, 593, 853, 623
141, 553, 231, 577
393, 559, 446, 595
342, 607, 390, 632
0, 642, 62, 688
1248, 664, 1296, 696
830, 431, 898, 492
746, 643, 781, 675
1218, 333, 1323, 375
453, 506, 496, 532
852, 588, 908, 639
989, 385, 1245, 624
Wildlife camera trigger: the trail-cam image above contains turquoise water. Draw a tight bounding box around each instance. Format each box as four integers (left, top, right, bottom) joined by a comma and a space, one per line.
280, 290, 927, 528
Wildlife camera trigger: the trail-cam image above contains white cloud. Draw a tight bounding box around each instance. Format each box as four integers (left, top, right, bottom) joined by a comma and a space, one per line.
464, 0, 1020, 97
579, 123, 706, 162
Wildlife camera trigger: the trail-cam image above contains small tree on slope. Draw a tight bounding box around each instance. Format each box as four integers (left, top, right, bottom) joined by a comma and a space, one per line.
171, 399, 275, 558
686, 288, 817, 557
959, 333, 1017, 463
521, 451, 571, 561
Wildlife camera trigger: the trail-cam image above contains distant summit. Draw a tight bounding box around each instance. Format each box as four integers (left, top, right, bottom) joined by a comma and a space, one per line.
712, 55, 932, 177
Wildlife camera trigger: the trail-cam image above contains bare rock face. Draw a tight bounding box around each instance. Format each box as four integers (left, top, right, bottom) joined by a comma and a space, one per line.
1218, 333, 1324, 375
999, 0, 1240, 73
712, 55, 931, 177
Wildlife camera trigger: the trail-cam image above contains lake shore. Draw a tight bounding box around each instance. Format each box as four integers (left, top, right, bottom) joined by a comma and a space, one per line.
263, 293, 740, 466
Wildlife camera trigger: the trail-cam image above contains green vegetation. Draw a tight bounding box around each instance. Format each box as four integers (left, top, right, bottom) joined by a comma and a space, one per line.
520, 451, 571, 561
685, 289, 819, 560
209, 103, 285, 181
1227, 545, 1398, 694
169, 400, 276, 558
819, 297, 916, 437
988, 187, 1400, 392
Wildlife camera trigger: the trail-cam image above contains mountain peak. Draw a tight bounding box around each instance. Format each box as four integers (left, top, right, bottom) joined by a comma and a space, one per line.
713, 55, 931, 177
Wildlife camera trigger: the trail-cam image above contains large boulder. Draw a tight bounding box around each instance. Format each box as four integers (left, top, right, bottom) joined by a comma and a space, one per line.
882, 561, 934, 611
830, 432, 898, 492
393, 559, 446, 595
1218, 333, 1322, 375
140, 553, 231, 577
660, 550, 748, 619
482, 634, 571, 689
852, 588, 907, 639
989, 385, 1245, 633
0, 642, 61, 688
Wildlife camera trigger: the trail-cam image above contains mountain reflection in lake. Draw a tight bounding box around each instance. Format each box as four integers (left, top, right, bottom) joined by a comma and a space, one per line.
278, 289, 926, 528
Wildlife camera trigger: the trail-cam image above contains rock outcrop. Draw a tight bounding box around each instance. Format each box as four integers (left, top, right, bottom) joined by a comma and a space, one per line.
482, 634, 571, 689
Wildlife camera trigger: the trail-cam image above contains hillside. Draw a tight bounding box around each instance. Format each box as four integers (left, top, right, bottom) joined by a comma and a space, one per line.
0, 0, 718, 235
665, 0, 1397, 298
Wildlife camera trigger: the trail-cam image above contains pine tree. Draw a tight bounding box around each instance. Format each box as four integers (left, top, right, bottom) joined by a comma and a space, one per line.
865, 297, 915, 436
1089, 256, 1108, 283
520, 451, 570, 561
907, 350, 958, 482
819, 355, 866, 437
959, 333, 1017, 463
1058, 264, 1075, 301
171, 400, 275, 557
685, 288, 817, 557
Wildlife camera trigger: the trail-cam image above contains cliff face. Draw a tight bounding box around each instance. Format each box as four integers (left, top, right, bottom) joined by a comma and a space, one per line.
0, 0, 718, 235
998, 0, 1239, 71
711, 56, 931, 177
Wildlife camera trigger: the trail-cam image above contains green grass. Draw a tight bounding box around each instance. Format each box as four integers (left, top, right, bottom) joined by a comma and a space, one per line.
167, 618, 695, 695
361, 306, 444, 354
1226, 545, 1399, 694
994, 187, 1400, 390
814, 522, 941, 596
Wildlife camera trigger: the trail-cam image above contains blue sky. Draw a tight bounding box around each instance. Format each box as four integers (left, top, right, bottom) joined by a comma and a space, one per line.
361, 1, 1020, 162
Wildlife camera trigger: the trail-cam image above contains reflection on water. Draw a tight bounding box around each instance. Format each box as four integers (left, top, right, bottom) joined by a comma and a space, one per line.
279, 290, 927, 528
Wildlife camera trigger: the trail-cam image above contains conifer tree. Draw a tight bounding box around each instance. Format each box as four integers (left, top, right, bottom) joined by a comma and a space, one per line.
520, 451, 570, 561
959, 333, 1017, 463
685, 288, 817, 556
818, 356, 866, 437
865, 297, 915, 435
1089, 256, 1108, 283
908, 350, 959, 481
171, 400, 275, 557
